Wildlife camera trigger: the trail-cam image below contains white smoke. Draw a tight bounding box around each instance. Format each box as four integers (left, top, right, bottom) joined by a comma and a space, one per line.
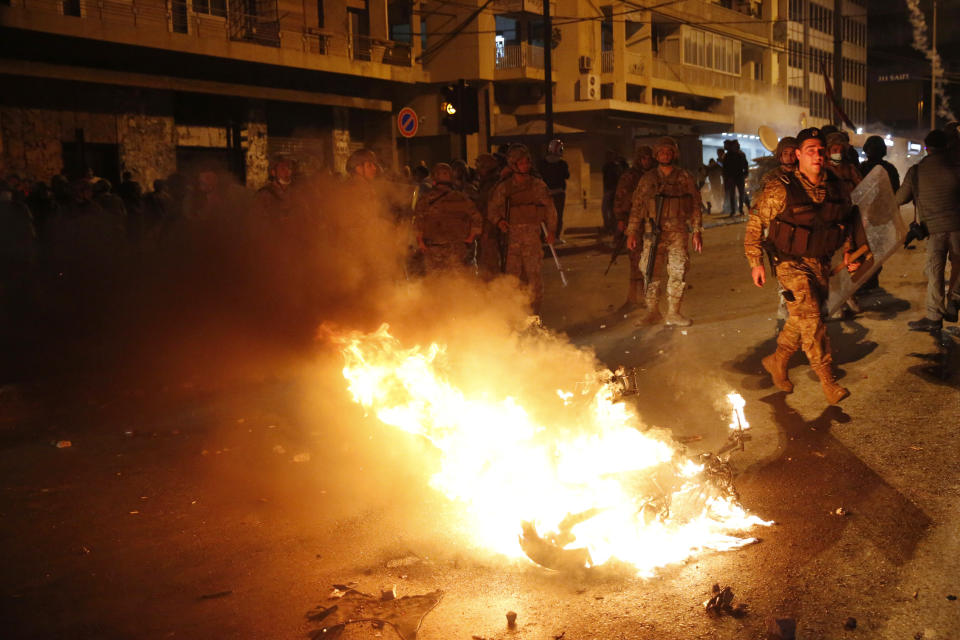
905, 0, 956, 122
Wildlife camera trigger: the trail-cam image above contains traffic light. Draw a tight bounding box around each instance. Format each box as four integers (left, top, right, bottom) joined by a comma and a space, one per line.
440, 81, 479, 135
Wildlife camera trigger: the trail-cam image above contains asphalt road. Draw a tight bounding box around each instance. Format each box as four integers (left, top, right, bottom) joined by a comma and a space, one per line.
1, 218, 958, 640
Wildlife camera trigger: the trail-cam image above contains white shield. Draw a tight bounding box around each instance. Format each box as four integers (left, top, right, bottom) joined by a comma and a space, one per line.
825, 166, 907, 315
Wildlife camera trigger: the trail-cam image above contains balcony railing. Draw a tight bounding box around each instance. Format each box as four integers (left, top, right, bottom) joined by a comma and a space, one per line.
652, 58, 741, 92
625, 51, 645, 76
495, 43, 544, 70
5, 0, 413, 66
600, 50, 613, 73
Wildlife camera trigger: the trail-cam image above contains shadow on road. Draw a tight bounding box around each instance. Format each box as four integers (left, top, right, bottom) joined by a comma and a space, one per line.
741, 395, 932, 567
907, 326, 960, 389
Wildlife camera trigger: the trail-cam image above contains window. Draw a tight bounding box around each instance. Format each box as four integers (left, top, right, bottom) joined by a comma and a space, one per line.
317, 0, 323, 28
789, 86, 803, 106
788, 39, 803, 69
789, 0, 803, 22
682, 25, 741, 75
193, 0, 226, 17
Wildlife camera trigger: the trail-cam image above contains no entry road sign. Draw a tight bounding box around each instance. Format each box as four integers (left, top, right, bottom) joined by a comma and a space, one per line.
397, 107, 418, 138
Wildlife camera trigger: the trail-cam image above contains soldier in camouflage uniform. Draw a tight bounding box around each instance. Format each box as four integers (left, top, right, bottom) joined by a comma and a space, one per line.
414, 163, 482, 274
473, 153, 503, 280
757, 136, 799, 320
626, 137, 703, 326
614, 145, 655, 307
745, 127, 862, 405
487, 145, 558, 314
826, 131, 861, 192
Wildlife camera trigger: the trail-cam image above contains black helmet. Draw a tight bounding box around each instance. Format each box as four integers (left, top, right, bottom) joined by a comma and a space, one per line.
863, 135, 887, 159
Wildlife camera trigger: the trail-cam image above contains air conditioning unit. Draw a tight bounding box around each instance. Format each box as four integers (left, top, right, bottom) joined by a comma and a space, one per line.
577, 73, 600, 101
578, 55, 593, 72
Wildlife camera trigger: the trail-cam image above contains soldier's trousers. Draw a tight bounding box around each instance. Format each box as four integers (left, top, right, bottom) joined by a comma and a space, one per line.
639, 231, 689, 305
775, 257, 831, 367
628, 242, 644, 302
424, 243, 469, 273
477, 228, 501, 281
505, 226, 545, 312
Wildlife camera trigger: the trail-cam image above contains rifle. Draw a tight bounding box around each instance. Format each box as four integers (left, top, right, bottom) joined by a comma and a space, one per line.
541, 222, 568, 287
604, 230, 628, 276
641, 195, 665, 282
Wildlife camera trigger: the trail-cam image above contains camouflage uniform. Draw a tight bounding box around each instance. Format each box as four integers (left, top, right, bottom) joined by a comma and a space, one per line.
614, 149, 653, 305
487, 175, 557, 312
626, 166, 702, 323
474, 154, 503, 280
415, 184, 482, 273
745, 167, 856, 401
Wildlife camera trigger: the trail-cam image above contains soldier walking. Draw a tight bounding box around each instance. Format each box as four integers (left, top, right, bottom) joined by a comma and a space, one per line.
487, 145, 558, 314
613, 145, 654, 308
626, 137, 703, 326
473, 153, 503, 280
745, 128, 862, 405
414, 163, 482, 274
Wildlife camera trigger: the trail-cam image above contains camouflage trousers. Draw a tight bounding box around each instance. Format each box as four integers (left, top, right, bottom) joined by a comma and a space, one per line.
639, 230, 689, 305
423, 243, 469, 274
505, 226, 545, 312
477, 229, 501, 281
628, 242, 644, 303
775, 257, 832, 367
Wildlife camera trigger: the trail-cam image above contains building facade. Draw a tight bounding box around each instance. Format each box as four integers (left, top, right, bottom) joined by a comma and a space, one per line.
0, 0, 426, 188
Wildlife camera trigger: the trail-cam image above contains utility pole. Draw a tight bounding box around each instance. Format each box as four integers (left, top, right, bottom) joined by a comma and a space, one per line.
931, 0, 937, 130
458, 78, 468, 161
833, 0, 843, 127
544, 0, 554, 141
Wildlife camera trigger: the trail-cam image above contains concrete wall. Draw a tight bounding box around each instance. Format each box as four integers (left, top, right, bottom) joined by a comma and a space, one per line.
0, 107, 63, 183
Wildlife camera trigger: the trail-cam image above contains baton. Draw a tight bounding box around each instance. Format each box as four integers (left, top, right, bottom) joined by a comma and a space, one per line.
541, 222, 568, 287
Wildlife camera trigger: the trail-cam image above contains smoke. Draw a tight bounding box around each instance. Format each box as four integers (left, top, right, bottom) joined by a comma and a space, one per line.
905, 0, 956, 122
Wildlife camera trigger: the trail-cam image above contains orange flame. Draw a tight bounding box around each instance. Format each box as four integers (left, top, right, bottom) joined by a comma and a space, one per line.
337, 324, 770, 576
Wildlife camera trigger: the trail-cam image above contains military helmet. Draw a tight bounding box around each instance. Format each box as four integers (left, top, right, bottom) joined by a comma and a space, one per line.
474, 153, 499, 176
506, 143, 531, 166
774, 136, 799, 159
653, 136, 679, 160
634, 144, 653, 160
431, 162, 454, 183
346, 148, 377, 174
862, 135, 887, 159
825, 131, 848, 150
547, 138, 564, 155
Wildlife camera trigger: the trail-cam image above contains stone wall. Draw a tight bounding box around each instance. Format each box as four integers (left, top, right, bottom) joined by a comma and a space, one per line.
118, 114, 177, 189
0, 107, 63, 183
244, 102, 269, 190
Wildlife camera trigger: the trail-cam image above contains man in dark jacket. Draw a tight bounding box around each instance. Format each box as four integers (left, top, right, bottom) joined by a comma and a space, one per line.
897, 129, 960, 331
538, 139, 570, 241
721, 139, 749, 216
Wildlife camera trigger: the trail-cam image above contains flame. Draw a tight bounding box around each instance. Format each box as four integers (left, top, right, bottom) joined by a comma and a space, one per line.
337, 324, 770, 577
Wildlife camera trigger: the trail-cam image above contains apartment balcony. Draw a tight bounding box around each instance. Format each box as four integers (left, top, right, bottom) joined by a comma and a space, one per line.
0, 0, 421, 81
494, 42, 544, 81
600, 51, 646, 77
649, 57, 771, 99
492, 0, 555, 17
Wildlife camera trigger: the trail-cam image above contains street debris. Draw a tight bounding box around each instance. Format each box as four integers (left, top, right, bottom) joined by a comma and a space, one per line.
307, 587, 443, 640
506, 610, 517, 628
844, 617, 857, 630
386, 555, 421, 568
833, 507, 851, 516
947, 594, 957, 601
765, 616, 796, 640
54, 440, 72, 448
381, 585, 397, 601
703, 583, 748, 618
198, 590, 233, 600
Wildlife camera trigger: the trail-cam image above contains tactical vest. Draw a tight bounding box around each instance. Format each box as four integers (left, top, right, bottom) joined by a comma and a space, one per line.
768, 172, 850, 259
420, 189, 476, 244
505, 180, 545, 226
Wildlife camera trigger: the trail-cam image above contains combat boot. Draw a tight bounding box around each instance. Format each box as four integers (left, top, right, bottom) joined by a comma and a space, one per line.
812, 364, 849, 405
624, 279, 645, 309
636, 284, 662, 325
761, 348, 793, 393
663, 297, 692, 327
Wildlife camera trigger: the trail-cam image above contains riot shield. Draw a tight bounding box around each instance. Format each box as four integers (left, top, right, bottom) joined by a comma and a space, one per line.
825, 166, 907, 316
